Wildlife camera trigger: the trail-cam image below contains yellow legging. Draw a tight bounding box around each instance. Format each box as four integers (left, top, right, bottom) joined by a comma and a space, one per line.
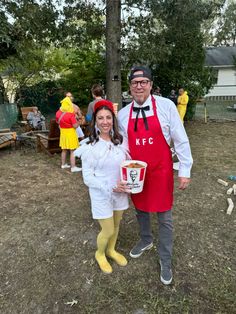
177, 105, 187, 123
95, 210, 127, 274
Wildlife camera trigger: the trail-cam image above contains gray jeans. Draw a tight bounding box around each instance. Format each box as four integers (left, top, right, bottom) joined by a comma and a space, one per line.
136, 208, 173, 267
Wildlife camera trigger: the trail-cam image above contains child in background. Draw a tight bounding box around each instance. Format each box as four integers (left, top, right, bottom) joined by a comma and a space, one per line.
56, 95, 81, 172
73, 103, 85, 141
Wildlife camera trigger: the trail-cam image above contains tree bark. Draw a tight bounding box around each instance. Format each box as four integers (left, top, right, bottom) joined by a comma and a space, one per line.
106, 0, 122, 108
0, 76, 9, 103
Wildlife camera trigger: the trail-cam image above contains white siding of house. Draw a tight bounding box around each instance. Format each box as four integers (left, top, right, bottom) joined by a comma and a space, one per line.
218, 68, 236, 85
205, 67, 236, 98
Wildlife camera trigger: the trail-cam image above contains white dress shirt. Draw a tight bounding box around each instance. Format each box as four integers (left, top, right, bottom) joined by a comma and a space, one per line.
117, 94, 193, 178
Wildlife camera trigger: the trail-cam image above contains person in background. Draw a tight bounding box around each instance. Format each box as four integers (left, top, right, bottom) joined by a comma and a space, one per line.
73, 103, 85, 141
56, 93, 81, 172
86, 84, 104, 122
74, 99, 130, 274
118, 66, 193, 285
27, 107, 46, 130
153, 86, 162, 96
168, 89, 177, 106
177, 87, 189, 123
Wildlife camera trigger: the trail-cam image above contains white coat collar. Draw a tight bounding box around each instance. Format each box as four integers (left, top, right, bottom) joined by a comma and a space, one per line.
133, 95, 152, 108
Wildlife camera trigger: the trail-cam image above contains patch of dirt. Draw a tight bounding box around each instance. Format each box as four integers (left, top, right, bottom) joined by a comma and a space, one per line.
0, 121, 236, 314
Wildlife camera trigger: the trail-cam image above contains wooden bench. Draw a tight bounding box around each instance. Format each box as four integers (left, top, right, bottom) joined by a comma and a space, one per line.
0, 129, 17, 149
17, 130, 48, 150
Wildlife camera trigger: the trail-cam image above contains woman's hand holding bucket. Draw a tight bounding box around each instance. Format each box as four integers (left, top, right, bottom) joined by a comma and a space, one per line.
113, 181, 132, 193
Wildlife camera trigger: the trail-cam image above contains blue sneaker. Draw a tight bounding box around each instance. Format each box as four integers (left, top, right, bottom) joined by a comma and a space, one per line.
129, 241, 153, 258
160, 261, 173, 285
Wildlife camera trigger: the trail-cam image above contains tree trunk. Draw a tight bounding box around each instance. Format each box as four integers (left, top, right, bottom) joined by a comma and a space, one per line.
0, 76, 9, 103
106, 0, 122, 108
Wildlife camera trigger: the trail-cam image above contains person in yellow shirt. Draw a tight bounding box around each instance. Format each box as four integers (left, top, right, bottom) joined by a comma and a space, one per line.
177, 88, 189, 123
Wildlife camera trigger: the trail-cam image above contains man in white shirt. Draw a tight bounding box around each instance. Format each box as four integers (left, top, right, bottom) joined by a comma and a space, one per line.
118, 66, 193, 285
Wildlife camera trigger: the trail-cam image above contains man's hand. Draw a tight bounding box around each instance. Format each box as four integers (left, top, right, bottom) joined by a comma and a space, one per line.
178, 177, 191, 190
113, 181, 131, 193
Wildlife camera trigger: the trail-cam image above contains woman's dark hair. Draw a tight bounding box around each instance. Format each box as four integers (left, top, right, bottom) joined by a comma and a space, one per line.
88, 106, 123, 145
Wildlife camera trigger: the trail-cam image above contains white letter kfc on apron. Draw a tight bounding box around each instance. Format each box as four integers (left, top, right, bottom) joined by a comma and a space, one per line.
135, 137, 154, 146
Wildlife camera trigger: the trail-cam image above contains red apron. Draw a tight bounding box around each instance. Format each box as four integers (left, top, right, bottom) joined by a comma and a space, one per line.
128, 96, 173, 212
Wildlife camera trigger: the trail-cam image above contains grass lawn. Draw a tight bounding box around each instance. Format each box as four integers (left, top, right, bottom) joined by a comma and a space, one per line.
0, 121, 236, 314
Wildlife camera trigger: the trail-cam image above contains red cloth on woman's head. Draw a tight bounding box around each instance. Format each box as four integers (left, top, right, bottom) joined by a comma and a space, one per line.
94, 99, 114, 113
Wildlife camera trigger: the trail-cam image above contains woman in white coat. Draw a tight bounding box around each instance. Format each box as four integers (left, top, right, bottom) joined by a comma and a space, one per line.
74, 100, 130, 274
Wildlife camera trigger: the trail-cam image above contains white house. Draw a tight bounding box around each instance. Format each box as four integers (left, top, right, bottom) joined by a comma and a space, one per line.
205, 46, 236, 100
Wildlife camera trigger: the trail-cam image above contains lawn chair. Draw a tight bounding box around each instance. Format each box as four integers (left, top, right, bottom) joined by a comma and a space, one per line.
20, 106, 43, 131
0, 129, 17, 149
36, 119, 61, 156
20, 106, 37, 131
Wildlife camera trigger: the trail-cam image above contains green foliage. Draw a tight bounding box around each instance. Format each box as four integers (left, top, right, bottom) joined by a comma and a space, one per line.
0, 0, 105, 107
59, 44, 106, 108
15, 44, 106, 113
2, 0, 59, 44
0, 0, 227, 119
122, 0, 222, 119
0, 44, 59, 103
0, 11, 19, 59
17, 80, 64, 114
0, 0, 59, 61
215, 2, 236, 46
61, 1, 105, 47
184, 67, 215, 120
0, 0, 61, 101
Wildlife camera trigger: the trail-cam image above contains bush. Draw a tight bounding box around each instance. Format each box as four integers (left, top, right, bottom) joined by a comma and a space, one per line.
17, 81, 64, 114
185, 97, 197, 121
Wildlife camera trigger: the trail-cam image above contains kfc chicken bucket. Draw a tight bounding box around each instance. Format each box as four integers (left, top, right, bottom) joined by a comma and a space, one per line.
120, 160, 147, 194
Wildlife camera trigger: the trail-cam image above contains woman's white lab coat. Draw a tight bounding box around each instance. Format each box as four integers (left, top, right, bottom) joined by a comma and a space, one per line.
75, 138, 129, 219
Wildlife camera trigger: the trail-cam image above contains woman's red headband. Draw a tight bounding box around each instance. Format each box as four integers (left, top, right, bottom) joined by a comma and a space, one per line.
94, 99, 114, 113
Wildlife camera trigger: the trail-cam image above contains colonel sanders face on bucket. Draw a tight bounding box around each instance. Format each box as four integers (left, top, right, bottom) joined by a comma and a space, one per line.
130, 170, 138, 182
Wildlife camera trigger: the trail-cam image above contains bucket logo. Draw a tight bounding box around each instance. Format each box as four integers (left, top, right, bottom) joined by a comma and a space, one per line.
130, 170, 138, 182
120, 160, 147, 194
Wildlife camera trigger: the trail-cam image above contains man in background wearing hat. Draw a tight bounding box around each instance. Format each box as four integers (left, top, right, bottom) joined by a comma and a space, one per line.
118, 66, 193, 285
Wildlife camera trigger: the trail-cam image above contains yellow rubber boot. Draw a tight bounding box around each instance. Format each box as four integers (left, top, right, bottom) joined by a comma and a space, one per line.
106, 249, 128, 267
106, 211, 128, 267
95, 251, 112, 274
96, 217, 114, 274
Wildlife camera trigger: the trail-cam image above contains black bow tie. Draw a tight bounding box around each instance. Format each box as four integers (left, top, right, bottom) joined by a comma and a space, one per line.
133, 106, 150, 131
